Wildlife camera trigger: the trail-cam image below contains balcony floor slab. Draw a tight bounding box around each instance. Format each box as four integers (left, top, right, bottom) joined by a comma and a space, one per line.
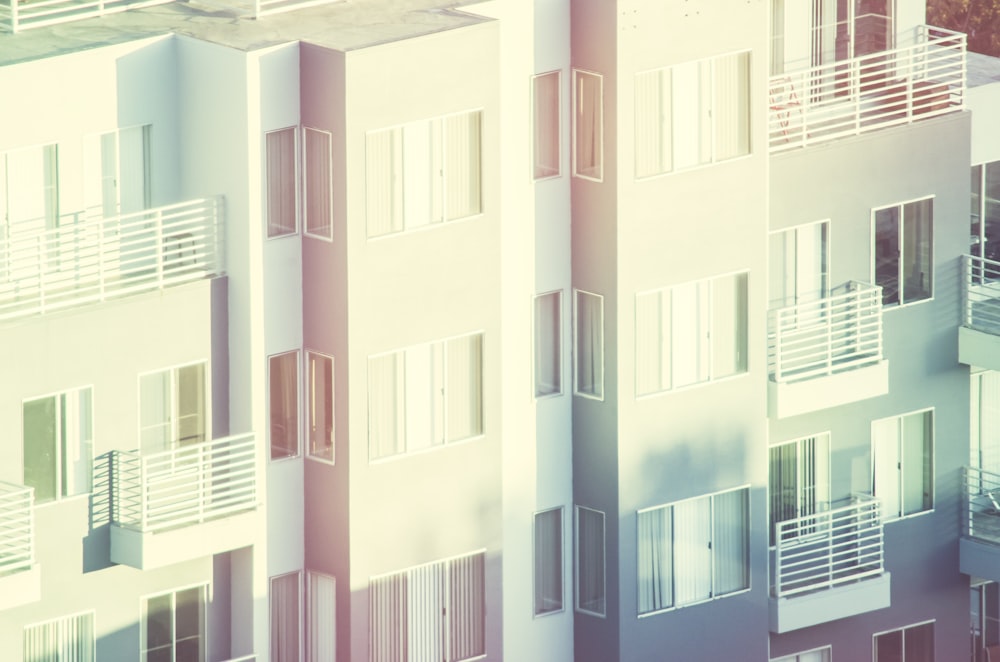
768, 359, 888, 419
111, 508, 258, 570
769, 571, 891, 633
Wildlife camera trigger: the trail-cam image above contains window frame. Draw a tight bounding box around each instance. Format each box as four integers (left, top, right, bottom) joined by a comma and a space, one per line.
270, 570, 303, 662
264, 126, 300, 239
533, 506, 565, 617
768, 432, 832, 548
574, 505, 606, 618
268, 350, 301, 462
533, 290, 564, 399
572, 69, 604, 182
21, 384, 95, 506
971, 161, 1000, 262
872, 619, 935, 661
305, 349, 335, 465
871, 407, 935, 522
24, 609, 97, 662
303, 126, 334, 242
573, 289, 605, 401
870, 195, 935, 308
532, 70, 562, 181
139, 583, 208, 662
306, 570, 336, 662
136, 360, 211, 455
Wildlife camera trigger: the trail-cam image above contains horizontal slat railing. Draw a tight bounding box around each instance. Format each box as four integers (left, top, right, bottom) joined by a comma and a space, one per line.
768, 281, 883, 383
770, 25, 966, 152
0, 0, 170, 31
112, 433, 257, 534
964, 466, 1000, 544
773, 494, 884, 598
963, 255, 1000, 335
0, 481, 34, 576
0, 196, 223, 322
253, 0, 334, 17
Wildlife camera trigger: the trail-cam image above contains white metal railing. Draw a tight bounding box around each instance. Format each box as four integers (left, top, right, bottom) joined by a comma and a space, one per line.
0, 481, 34, 577
0, 0, 170, 31
111, 433, 256, 534
770, 25, 966, 152
253, 0, 334, 18
964, 466, 1000, 544
768, 281, 883, 383
0, 196, 223, 323
963, 255, 1000, 335
773, 494, 884, 599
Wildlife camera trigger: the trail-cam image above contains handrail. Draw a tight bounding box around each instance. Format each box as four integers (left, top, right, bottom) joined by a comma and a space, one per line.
773, 493, 884, 598
0, 0, 171, 31
768, 280, 883, 383
0, 196, 223, 323
769, 25, 966, 152
0, 481, 34, 576
111, 433, 257, 534
962, 254, 1000, 334
963, 466, 1000, 543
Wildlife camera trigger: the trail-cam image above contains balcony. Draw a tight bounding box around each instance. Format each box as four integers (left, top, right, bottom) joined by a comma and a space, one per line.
769, 25, 966, 152
770, 494, 890, 633
110, 433, 258, 570
0, 0, 169, 31
0, 197, 223, 324
960, 467, 1000, 581
768, 281, 888, 418
960, 255, 1000, 370
0, 481, 41, 611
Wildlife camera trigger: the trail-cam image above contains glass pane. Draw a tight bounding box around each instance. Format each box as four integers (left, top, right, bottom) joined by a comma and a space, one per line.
368, 352, 402, 460
140, 371, 171, 453
902, 199, 932, 304
635, 291, 665, 396
671, 281, 710, 388
973, 164, 984, 258
713, 489, 749, 595
534, 509, 563, 614
985, 162, 1000, 261
575, 292, 603, 397
64, 387, 93, 497
266, 128, 297, 237
874, 206, 900, 305
535, 292, 562, 397
635, 68, 671, 178
576, 507, 605, 614
712, 273, 748, 379
305, 128, 333, 238
308, 353, 334, 462
673, 496, 712, 605
875, 630, 903, 662
443, 111, 482, 221
574, 71, 602, 179
177, 364, 206, 447
446, 334, 483, 442
270, 353, 299, 459
904, 622, 934, 662
144, 594, 173, 652
637, 506, 673, 613
307, 573, 336, 662
23, 396, 57, 504
534, 72, 561, 179
448, 553, 486, 659
902, 411, 933, 516
770, 442, 798, 545
365, 128, 403, 238
271, 574, 300, 662
713, 52, 751, 161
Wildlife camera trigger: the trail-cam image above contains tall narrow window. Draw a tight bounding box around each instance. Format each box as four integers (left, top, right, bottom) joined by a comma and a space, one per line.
573, 70, 603, 181
534, 291, 562, 397
635, 272, 748, 396
874, 621, 934, 661
534, 507, 564, 615
1, 143, 59, 235
637, 487, 749, 615
82, 125, 151, 218
24, 611, 95, 662
533, 71, 561, 179
769, 221, 829, 308
574, 290, 604, 399
304, 127, 333, 240
23, 386, 93, 504
972, 371, 1000, 475
142, 586, 206, 662
307, 572, 336, 662
271, 572, 302, 662
307, 352, 334, 463
873, 197, 933, 306
575, 506, 605, 616
139, 363, 206, 454
266, 127, 298, 237
270, 351, 300, 460
873, 409, 933, 520
769, 434, 831, 545
971, 161, 1000, 261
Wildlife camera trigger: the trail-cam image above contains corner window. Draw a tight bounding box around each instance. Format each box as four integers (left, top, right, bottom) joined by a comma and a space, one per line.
139, 363, 207, 454
307, 352, 334, 463
142, 585, 206, 662
265, 127, 298, 238
575, 506, 605, 616
304, 127, 333, 240
574, 290, 604, 399
22, 386, 93, 504
269, 351, 300, 460
874, 621, 934, 661
534, 291, 562, 397
271, 572, 302, 662
872, 409, 933, 520
533, 71, 561, 179
573, 70, 603, 181
873, 197, 933, 306
534, 507, 564, 615
25, 611, 96, 662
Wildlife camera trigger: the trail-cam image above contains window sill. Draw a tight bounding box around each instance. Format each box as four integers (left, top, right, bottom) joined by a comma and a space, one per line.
574, 606, 606, 618
883, 508, 934, 524
304, 230, 334, 243
33, 492, 92, 510
634, 151, 753, 183
880, 295, 934, 312
305, 454, 335, 467
637, 586, 751, 619
572, 172, 603, 183
268, 453, 301, 464
365, 212, 484, 243
635, 370, 750, 401
573, 390, 604, 402
534, 389, 565, 401
368, 433, 487, 466
532, 606, 566, 619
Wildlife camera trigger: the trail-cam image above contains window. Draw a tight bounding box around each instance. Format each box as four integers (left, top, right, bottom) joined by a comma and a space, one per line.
304, 127, 333, 240
872, 409, 933, 520
23, 386, 93, 504
533, 71, 561, 179
365, 110, 482, 238
573, 70, 603, 180
271, 572, 302, 662
971, 371, 1000, 475
534, 507, 563, 615
771, 648, 831, 662
87, 125, 151, 218
368, 333, 484, 461
575, 506, 605, 616
873, 197, 933, 306
270, 351, 300, 460
637, 487, 749, 615
307, 352, 334, 463
0, 143, 58, 235
769, 221, 829, 308
874, 621, 934, 662
266, 127, 298, 238
534, 291, 562, 397
972, 581, 1000, 661
307, 571, 336, 662
971, 161, 1000, 261
370, 551, 485, 662
142, 585, 206, 662
634, 51, 750, 179
574, 290, 604, 399
140, 363, 206, 454
24, 611, 95, 662
635, 272, 748, 396
769, 434, 830, 545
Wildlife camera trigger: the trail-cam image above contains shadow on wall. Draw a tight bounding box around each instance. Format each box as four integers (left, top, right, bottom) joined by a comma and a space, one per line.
84, 451, 113, 573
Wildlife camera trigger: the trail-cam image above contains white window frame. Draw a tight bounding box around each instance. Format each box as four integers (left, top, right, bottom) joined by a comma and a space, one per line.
532, 70, 562, 181
268, 350, 301, 462
768, 219, 831, 308
574, 505, 606, 617
871, 407, 935, 522
533, 290, 563, 399
970, 160, 1000, 261
21, 384, 94, 506
270, 571, 303, 662
572, 69, 603, 182
573, 289, 604, 401
636, 485, 751, 617
768, 432, 832, 548
533, 506, 565, 617
770, 646, 832, 662
305, 350, 335, 465
303, 126, 334, 242
871, 195, 934, 308
140, 583, 208, 662
136, 360, 211, 454
872, 619, 935, 661
24, 609, 96, 662
306, 570, 336, 662
265, 125, 300, 239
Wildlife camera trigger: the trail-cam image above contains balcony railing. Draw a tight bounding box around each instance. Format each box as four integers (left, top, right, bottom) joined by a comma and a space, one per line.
0, 196, 223, 323
769, 25, 966, 152
963, 255, 1000, 335
963, 466, 1000, 544
768, 281, 883, 383
0, 0, 170, 32
0, 481, 34, 577
773, 494, 884, 598
111, 433, 256, 535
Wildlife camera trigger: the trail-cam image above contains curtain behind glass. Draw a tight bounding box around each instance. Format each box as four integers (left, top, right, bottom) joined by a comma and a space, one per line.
64, 388, 93, 498
370, 573, 407, 662
139, 371, 171, 453
978, 372, 1000, 474
177, 363, 206, 447
449, 553, 486, 660
713, 52, 751, 162
769, 442, 798, 545
266, 128, 296, 237
308, 353, 335, 462
873, 416, 901, 519
269, 353, 299, 459
534, 509, 563, 614
637, 506, 673, 614
407, 562, 445, 662
366, 128, 402, 237
576, 292, 603, 397
902, 411, 932, 516
24, 612, 95, 662
673, 497, 711, 605
305, 128, 332, 239
713, 489, 749, 595
446, 334, 483, 442
903, 622, 934, 662
634, 69, 671, 178
874, 206, 900, 305
577, 508, 605, 614
534, 292, 561, 397
271, 574, 299, 662
902, 199, 933, 304
368, 353, 402, 460
712, 273, 748, 378
575, 72, 601, 178
307, 572, 336, 662
175, 586, 205, 662
635, 291, 665, 396
444, 111, 481, 221
533, 73, 560, 179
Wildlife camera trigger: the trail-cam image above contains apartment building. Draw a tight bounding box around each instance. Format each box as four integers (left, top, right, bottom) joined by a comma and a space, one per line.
1, 0, 999, 660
